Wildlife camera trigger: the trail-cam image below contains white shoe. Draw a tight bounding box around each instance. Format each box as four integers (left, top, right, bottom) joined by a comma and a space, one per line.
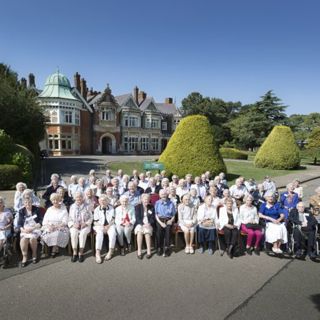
189, 247, 194, 254
277, 248, 283, 254
185, 246, 190, 254
272, 247, 278, 253
96, 256, 102, 264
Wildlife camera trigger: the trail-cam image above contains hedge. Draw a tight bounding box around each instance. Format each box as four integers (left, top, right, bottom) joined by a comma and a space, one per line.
159, 115, 226, 177
0, 164, 23, 190
220, 147, 248, 160
254, 125, 300, 169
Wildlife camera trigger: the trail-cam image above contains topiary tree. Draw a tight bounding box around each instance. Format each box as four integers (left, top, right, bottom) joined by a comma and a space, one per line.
159, 115, 226, 177
254, 125, 300, 169
306, 127, 320, 165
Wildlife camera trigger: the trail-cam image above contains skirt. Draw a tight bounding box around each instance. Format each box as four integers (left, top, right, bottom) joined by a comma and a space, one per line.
134, 224, 153, 235
41, 228, 70, 248
20, 229, 41, 240
265, 223, 288, 244
198, 227, 215, 243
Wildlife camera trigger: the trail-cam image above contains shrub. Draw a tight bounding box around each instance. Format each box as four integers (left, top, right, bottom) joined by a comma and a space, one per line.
0, 164, 22, 190
220, 147, 248, 160
0, 129, 15, 163
11, 152, 33, 184
159, 115, 226, 177
254, 125, 300, 169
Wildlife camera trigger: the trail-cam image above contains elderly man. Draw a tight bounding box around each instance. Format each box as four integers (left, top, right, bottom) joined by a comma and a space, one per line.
124, 181, 141, 207
102, 169, 113, 187
138, 173, 149, 191
42, 173, 62, 208
155, 189, 176, 257
191, 176, 207, 202
289, 202, 318, 259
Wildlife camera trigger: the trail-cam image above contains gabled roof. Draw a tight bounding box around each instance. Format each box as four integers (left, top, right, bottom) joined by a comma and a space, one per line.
155, 102, 181, 115
140, 97, 158, 112
115, 94, 140, 110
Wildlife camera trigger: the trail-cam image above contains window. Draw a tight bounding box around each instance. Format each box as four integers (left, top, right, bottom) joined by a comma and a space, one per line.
151, 119, 159, 129
75, 111, 80, 125
151, 138, 159, 151
124, 137, 139, 151
162, 122, 168, 131
101, 109, 114, 121
145, 118, 151, 128
51, 111, 58, 123
61, 135, 72, 150
48, 134, 59, 150
123, 115, 139, 127
44, 111, 50, 123
141, 137, 149, 151
64, 111, 73, 123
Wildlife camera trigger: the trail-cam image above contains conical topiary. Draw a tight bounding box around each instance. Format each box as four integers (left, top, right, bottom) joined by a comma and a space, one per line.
159, 115, 226, 177
254, 125, 300, 169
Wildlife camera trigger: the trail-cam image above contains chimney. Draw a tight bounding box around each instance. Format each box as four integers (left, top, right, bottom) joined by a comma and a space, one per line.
80, 78, 88, 100
28, 73, 35, 87
74, 72, 81, 92
133, 86, 139, 105
138, 91, 147, 105
21, 77, 27, 88
165, 97, 173, 104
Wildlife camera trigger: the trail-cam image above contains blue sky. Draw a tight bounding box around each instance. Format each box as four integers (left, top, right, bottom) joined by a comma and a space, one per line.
1, 0, 319, 114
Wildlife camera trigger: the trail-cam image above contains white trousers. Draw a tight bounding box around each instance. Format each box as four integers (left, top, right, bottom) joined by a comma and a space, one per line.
94, 225, 117, 250
70, 226, 91, 249
116, 225, 133, 246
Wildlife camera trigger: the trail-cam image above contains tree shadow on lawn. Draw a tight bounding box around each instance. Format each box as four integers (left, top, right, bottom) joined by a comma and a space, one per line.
310, 294, 320, 312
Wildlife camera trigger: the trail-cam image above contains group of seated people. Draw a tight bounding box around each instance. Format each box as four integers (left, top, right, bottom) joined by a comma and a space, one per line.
0, 169, 319, 268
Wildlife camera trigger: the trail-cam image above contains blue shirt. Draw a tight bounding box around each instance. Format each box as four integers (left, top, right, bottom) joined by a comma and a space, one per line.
259, 202, 283, 220
155, 199, 176, 218
280, 192, 299, 219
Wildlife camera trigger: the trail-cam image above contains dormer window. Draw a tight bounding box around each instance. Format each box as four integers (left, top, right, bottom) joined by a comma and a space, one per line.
101, 108, 114, 121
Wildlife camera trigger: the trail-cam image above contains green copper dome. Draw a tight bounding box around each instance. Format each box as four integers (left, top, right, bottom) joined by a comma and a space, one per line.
38, 71, 78, 100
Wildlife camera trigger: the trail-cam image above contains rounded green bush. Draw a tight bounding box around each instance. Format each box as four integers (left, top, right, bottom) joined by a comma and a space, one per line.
159, 115, 226, 177
254, 125, 300, 169
0, 164, 23, 190
220, 147, 248, 160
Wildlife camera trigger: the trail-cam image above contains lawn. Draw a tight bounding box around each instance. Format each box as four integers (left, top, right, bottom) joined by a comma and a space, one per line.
107, 160, 306, 184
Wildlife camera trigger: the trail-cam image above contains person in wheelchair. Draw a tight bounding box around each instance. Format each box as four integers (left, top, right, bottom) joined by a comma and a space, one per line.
288, 202, 318, 259
309, 187, 320, 223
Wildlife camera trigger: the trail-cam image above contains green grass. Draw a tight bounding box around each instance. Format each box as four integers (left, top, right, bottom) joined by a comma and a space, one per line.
107, 160, 307, 185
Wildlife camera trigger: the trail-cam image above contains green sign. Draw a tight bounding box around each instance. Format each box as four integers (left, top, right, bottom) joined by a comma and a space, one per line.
143, 162, 165, 170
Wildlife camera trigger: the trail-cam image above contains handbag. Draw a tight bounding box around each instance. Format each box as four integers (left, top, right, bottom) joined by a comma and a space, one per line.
245, 223, 263, 230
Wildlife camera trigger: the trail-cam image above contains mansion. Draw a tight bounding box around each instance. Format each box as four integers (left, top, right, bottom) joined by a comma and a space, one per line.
23, 72, 182, 156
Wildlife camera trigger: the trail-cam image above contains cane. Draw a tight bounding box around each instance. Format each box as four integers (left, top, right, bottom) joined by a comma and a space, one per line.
215, 227, 223, 256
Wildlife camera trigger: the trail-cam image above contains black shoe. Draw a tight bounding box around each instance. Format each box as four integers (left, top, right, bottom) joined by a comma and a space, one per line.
137, 254, 143, 260
78, 255, 84, 263
128, 244, 132, 253
163, 247, 170, 257
254, 248, 260, 256
120, 248, 125, 256
21, 261, 27, 268
32, 257, 38, 264
146, 254, 152, 259
157, 248, 162, 256
309, 252, 317, 259
51, 252, 56, 259
71, 255, 77, 263
246, 248, 252, 255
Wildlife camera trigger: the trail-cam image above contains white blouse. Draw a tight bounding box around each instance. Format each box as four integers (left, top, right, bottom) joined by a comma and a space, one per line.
42, 206, 69, 227
239, 204, 259, 224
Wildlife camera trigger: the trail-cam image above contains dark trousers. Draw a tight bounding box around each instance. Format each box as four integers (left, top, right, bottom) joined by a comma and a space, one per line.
223, 227, 239, 247
156, 221, 172, 249
293, 227, 315, 253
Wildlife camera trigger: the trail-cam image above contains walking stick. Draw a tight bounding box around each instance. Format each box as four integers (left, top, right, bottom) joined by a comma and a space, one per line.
215, 227, 223, 256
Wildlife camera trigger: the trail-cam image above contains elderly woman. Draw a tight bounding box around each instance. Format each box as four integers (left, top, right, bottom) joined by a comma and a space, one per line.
280, 183, 299, 220
16, 197, 42, 266
176, 179, 188, 199
160, 177, 170, 193
115, 195, 136, 255
68, 192, 93, 262
190, 188, 201, 210
124, 181, 141, 207
218, 197, 241, 258
93, 194, 116, 263
178, 193, 197, 254
208, 186, 221, 208
14, 182, 27, 213
41, 193, 69, 257
42, 174, 62, 208
94, 179, 105, 199
106, 187, 120, 207
68, 175, 78, 198
56, 187, 73, 211
168, 187, 180, 210
239, 195, 263, 255
0, 197, 13, 255
169, 175, 179, 188
259, 192, 288, 254
229, 178, 248, 207
134, 193, 155, 259
197, 195, 217, 255
292, 179, 303, 201
84, 187, 98, 213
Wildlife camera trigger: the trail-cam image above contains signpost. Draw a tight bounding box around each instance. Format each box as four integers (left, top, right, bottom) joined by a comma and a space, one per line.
143, 161, 165, 171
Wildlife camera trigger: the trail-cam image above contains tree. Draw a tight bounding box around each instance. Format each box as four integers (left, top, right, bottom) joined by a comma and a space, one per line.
254, 126, 300, 169
181, 92, 241, 145
306, 127, 320, 164
227, 91, 287, 150
0, 63, 45, 154
159, 115, 226, 177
